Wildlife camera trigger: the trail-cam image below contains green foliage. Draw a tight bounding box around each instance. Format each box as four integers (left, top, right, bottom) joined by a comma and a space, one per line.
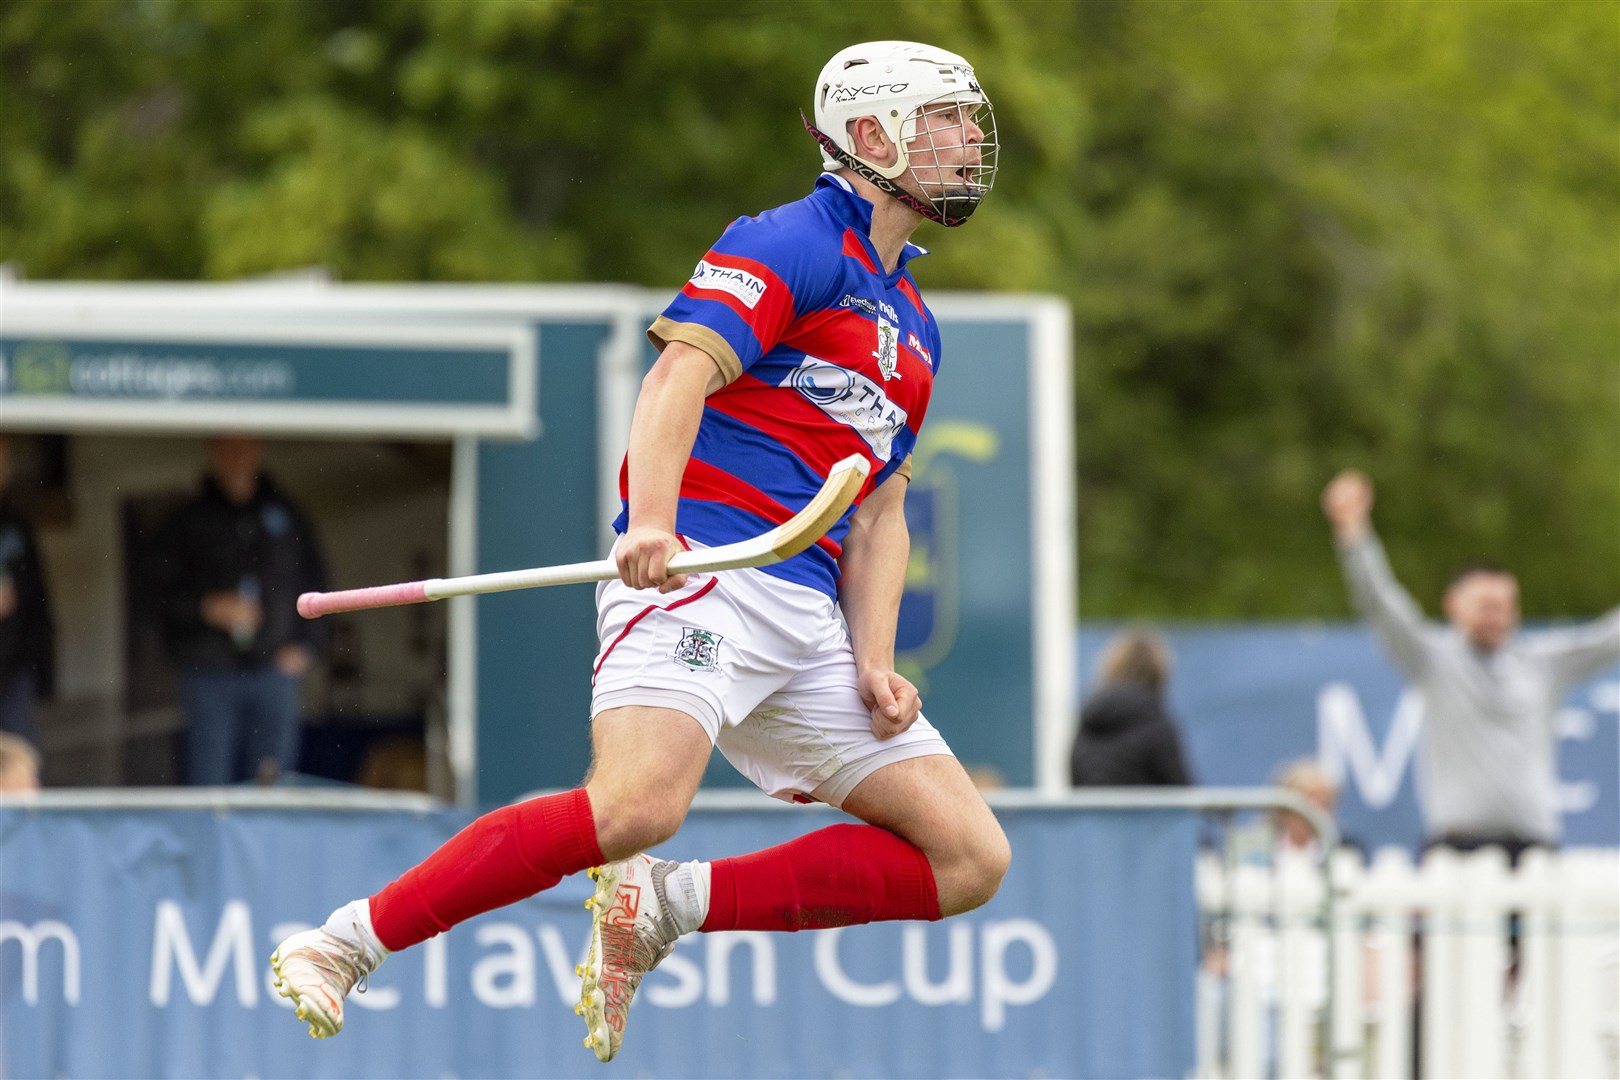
1, 0, 1613, 617
1069, 0, 1618, 618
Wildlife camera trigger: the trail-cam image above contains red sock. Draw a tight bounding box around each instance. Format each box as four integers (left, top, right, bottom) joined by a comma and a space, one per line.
700, 823, 941, 932
369, 788, 603, 951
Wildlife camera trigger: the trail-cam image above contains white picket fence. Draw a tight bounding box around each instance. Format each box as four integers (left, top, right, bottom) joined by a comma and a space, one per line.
1196, 845, 1620, 1080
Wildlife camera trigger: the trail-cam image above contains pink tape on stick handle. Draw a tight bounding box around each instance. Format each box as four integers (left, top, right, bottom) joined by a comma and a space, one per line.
298, 581, 431, 619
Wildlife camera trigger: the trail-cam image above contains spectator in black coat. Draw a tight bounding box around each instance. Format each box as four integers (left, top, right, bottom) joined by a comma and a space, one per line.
1070, 629, 1193, 787
149, 436, 329, 785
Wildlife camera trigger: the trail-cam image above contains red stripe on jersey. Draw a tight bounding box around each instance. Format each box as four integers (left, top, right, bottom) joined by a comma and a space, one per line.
681, 250, 796, 351
841, 229, 879, 274
706, 379, 877, 480
680, 456, 846, 562
785, 309, 933, 411
896, 277, 925, 316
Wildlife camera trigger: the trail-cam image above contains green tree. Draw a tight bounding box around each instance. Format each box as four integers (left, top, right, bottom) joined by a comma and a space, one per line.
1, 0, 1613, 618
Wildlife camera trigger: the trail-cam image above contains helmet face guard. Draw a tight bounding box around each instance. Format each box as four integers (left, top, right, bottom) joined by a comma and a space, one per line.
808, 41, 999, 227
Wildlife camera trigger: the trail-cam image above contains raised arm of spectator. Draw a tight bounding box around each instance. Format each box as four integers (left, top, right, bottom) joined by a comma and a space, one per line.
1322, 470, 1432, 678
1526, 605, 1620, 691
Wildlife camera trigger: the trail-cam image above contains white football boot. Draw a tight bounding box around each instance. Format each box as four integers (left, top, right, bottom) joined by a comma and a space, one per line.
269, 925, 386, 1039
577, 854, 685, 1062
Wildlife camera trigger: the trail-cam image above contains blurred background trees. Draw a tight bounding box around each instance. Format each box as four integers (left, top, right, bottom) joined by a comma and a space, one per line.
2, 0, 1614, 618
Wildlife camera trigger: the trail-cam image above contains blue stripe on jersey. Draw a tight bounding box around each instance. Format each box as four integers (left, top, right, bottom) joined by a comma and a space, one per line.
689, 408, 833, 508
612, 497, 842, 596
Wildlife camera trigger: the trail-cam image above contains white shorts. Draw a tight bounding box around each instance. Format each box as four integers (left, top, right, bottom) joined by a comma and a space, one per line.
589, 548, 954, 808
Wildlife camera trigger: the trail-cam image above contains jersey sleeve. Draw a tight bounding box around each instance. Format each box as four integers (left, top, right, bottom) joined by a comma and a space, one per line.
648, 216, 833, 384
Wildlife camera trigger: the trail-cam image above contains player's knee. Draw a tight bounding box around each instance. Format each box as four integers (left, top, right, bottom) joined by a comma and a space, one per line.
591, 792, 688, 860
938, 824, 1011, 915
968, 826, 1012, 907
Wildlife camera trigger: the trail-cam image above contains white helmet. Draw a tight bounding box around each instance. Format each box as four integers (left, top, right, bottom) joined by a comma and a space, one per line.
806, 40, 999, 227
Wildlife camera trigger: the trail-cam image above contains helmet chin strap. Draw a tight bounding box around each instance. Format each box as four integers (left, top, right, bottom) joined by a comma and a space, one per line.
802, 113, 980, 228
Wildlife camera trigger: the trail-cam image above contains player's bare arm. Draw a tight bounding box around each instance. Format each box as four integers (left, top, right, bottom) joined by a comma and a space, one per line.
838, 472, 921, 739
618, 341, 727, 592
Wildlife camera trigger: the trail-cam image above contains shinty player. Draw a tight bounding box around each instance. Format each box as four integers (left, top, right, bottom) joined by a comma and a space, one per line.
271, 40, 1009, 1062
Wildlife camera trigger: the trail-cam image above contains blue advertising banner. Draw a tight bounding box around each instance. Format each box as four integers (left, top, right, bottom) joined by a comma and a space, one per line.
1077, 625, 1620, 851
0, 338, 512, 404
0, 803, 1196, 1080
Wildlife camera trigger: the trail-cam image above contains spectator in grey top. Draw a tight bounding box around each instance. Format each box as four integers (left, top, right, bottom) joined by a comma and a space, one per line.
1322, 469, 1619, 856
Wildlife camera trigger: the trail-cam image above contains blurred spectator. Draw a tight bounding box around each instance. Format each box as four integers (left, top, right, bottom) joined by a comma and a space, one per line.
150, 435, 329, 785
1070, 629, 1194, 786
1271, 758, 1363, 858
0, 435, 55, 749
1323, 469, 1619, 860
0, 731, 41, 793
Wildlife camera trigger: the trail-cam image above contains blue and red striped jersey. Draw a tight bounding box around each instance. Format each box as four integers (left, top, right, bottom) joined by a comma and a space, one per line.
617, 173, 943, 599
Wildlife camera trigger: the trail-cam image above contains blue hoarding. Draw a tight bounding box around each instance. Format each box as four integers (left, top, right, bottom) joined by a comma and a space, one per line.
1078, 624, 1620, 851
0, 802, 1196, 1079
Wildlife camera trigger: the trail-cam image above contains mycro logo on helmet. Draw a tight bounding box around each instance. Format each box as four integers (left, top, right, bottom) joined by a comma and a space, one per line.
830, 82, 909, 104
689, 260, 767, 310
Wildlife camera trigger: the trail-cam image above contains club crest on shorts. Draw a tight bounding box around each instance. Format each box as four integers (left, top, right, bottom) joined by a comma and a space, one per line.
671, 626, 724, 672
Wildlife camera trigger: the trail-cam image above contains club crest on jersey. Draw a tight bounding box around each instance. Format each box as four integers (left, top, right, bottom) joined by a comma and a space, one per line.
672, 627, 724, 672
874, 317, 901, 381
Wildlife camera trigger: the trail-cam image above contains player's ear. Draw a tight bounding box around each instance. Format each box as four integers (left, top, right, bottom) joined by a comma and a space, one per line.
847, 116, 898, 169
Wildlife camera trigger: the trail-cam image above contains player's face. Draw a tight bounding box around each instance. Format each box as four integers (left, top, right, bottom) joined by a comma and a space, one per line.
903, 99, 989, 202
1444, 572, 1520, 651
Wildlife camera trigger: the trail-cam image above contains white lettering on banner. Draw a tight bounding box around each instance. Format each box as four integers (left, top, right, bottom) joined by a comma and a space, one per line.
423, 933, 448, 1008
980, 920, 1059, 1032
815, 928, 902, 1006
781, 357, 908, 461
816, 921, 1059, 1030
690, 260, 767, 309
706, 932, 777, 1006
1319, 681, 1611, 816
150, 900, 258, 1006
646, 949, 704, 1008
1316, 684, 1424, 808
123, 907, 1060, 1026
0, 919, 80, 1005
1557, 707, 1599, 813
903, 923, 973, 1005
471, 923, 536, 1007
537, 923, 585, 1006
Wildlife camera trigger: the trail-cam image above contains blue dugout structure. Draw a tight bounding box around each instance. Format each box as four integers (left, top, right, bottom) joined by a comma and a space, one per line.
0, 279, 1075, 804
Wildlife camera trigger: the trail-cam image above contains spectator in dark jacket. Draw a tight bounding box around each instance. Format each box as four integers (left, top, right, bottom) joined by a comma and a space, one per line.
150, 436, 329, 785
0, 436, 55, 749
1070, 629, 1193, 787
